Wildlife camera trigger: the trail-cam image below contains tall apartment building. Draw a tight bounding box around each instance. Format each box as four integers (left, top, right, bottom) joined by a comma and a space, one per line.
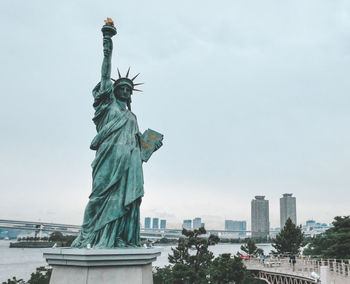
182, 219, 192, 230
144, 217, 151, 229
251, 195, 269, 239
193, 217, 202, 229
152, 218, 159, 229
160, 219, 166, 229
280, 193, 296, 228
225, 220, 247, 237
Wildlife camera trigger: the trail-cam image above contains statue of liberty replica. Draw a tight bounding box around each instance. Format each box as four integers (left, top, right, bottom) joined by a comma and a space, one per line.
71, 18, 163, 249
44, 18, 163, 284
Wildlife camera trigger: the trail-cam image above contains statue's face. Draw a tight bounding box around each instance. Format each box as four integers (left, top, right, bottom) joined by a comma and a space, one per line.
115, 84, 132, 101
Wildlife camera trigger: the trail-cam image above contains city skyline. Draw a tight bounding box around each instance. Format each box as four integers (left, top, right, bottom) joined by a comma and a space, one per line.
1, 1, 350, 229
140, 215, 332, 232
140, 191, 328, 229
141, 193, 326, 231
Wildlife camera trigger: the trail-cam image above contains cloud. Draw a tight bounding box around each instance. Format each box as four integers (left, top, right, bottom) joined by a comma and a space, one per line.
0, 0, 349, 228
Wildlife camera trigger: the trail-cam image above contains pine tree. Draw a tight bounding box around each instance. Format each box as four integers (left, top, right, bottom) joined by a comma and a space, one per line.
168, 227, 219, 283
240, 239, 264, 257
153, 227, 252, 284
272, 218, 305, 255
303, 216, 350, 259
208, 253, 247, 284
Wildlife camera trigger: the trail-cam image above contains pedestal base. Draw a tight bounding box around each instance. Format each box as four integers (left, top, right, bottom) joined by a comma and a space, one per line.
43, 248, 162, 284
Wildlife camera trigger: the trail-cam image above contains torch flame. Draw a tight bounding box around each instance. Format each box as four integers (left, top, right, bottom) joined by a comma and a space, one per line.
104, 18, 114, 26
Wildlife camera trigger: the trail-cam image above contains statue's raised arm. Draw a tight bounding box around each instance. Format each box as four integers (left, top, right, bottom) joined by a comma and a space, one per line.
100, 18, 117, 92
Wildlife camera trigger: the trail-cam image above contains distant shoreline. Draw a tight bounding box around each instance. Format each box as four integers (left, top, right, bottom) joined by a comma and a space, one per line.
10, 241, 59, 248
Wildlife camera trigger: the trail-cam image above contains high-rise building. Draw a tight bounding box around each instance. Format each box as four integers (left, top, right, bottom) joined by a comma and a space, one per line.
144, 217, 151, 229
193, 217, 202, 229
152, 218, 159, 229
225, 220, 247, 237
251, 195, 269, 239
280, 193, 296, 228
182, 219, 192, 230
160, 219, 166, 229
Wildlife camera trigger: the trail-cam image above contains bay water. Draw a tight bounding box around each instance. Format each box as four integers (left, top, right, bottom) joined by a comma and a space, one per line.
0, 240, 273, 282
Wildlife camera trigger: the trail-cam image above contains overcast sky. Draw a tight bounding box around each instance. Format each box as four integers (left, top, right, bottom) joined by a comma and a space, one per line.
0, 0, 349, 229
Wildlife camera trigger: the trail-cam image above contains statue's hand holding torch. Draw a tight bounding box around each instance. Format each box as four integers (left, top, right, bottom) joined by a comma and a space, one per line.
102, 18, 117, 57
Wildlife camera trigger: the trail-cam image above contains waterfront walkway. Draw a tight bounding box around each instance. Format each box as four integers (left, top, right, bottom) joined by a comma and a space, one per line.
246, 257, 350, 284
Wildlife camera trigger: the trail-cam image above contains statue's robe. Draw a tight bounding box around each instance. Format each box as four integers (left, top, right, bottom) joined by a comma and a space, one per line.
72, 82, 143, 248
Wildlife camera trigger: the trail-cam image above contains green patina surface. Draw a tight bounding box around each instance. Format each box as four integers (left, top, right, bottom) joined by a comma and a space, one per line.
71, 19, 162, 248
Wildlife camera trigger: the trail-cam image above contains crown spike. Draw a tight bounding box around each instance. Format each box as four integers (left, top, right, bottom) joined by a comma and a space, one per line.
111, 78, 116, 82
117, 68, 122, 78
126, 67, 130, 78
131, 73, 140, 81
133, 88, 143, 92
133, 83, 144, 86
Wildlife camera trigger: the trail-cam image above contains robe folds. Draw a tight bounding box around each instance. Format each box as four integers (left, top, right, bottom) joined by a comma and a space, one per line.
71, 82, 144, 248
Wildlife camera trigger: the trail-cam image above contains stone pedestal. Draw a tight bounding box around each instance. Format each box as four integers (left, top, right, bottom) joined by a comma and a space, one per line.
43, 247, 162, 284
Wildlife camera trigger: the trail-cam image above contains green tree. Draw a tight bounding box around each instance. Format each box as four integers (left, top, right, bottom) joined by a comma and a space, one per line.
27, 266, 51, 284
303, 216, 350, 259
208, 253, 246, 284
2, 277, 25, 284
154, 227, 252, 284
2, 267, 51, 284
272, 218, 305, 255
168, 227, 219, 283
153, 265, 174, 284
49, 231, 64, 242
240, 239, 263, 257
62, 235, 76, 246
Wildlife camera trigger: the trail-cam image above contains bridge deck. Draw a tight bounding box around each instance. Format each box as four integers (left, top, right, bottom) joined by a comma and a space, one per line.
246, 257, 350, 284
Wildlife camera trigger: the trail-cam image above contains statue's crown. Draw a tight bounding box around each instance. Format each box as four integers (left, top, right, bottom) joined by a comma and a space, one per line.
111, 67, 143, 92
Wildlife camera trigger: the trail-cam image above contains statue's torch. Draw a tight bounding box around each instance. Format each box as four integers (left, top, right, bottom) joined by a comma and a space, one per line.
101, 18, 117, 38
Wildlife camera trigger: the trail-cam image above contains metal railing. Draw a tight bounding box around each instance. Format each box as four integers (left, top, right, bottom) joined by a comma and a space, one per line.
301, 257, 350, 280
246, 256, 350, 283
